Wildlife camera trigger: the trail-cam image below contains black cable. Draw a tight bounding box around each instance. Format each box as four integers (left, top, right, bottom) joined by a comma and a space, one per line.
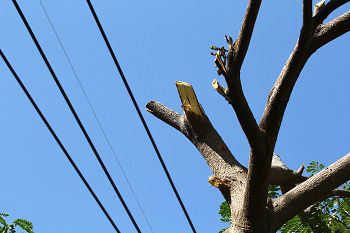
38, 1, 154, 232
0, 49, 120, 233
11, 1, 142, 232
85, 1, 197, 232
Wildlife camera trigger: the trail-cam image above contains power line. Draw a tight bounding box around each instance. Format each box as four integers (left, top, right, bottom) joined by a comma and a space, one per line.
11, 1, 142, 232
85, 1, 197, 232
0, 49, 121, 233
38, 1, 154, 232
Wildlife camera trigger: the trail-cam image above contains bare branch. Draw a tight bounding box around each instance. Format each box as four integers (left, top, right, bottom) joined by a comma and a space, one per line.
314, 0, 326, 17
146, 100, 246, 181
268, 154, 307, 187
302, 0, 314, 35
212, 44, 263, 150
260, 0, 313, 145
332, 189, 350, 198
146, 101, 183, 133
208, 176, 232, 203
313, 0, 350, 25
272, 153, 350, 231
233, 0, 262, 71
213, 1, 265, 152
311, 11, 350, 52
212, 79, 232, 103
225, 77, 264, 152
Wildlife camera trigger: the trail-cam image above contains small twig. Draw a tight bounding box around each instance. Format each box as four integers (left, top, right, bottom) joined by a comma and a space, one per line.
314, 0, 326, 17
214, 51, 229, 77
212, 79, 232, 103
297, 164, 305, 175
322, 207, 350, 230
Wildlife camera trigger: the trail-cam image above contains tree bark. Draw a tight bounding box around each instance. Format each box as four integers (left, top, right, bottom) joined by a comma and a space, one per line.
147, 1, 350, 232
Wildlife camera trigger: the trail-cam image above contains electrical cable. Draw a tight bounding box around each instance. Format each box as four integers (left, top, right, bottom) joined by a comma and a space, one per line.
11, 1, 142, 232
0, 49, 121, 233
38, 1, 154, 232
85, 1, 197, 232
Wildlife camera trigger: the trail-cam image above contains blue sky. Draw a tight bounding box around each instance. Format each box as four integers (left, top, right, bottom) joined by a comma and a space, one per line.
0, 1, 349, 232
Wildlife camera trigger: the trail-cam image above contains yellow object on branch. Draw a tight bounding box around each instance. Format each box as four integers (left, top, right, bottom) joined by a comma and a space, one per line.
175, 81, 203, 117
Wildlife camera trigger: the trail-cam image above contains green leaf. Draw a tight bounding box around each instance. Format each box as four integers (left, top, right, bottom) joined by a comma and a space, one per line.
306, 161, 324, 175
13, 219, 33, 233
268, 185, 280, 199
219, 201, 231, 223
218, 202, 230, 232
0, 217, 6, 226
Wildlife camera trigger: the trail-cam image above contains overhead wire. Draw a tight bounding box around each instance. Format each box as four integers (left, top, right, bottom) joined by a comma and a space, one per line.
85, 1, 197, 232
0, 49, 121, 233
11, 1, 142, 232
38, 1, 154, 232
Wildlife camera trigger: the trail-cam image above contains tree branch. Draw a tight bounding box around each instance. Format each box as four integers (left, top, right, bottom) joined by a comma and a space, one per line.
313, 0, 350, 26
259, 0, 313, 145
225, 75, 264, 150
215, 50, 263, 151
233, 0, 262, 71
146, 100, 249, 214
212, 0, 265, 151
146, 101, 183, 133
268, 154, 307, 187
272, 153, 350, 231
332, 189, 350, 198
311, 11, 350, 53
146, 101, 246, 180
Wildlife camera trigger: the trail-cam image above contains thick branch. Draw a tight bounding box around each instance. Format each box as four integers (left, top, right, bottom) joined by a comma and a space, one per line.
268, 154, 307, 187
311, 11, 350, 52
222, 0, 265, 151
234, 0, 262, 71
302, 0, 313, 35
146, 100, 246, 180
215, 53, 263, 150
272, 153, 350, 231
260, 0, 313, 145
313, 0, 350, 26
146, 101, 183, 132
225, 75, 264, 150
214, 1, 265, 152
147, 100, 248, 214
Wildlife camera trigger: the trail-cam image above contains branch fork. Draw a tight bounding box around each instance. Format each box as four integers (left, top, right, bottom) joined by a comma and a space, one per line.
146, 0, 350, 231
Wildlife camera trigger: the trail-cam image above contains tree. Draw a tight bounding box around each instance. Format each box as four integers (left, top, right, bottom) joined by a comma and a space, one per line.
218, 161, 350, 232
0, 213, 34, 233
145, 0, 350, 232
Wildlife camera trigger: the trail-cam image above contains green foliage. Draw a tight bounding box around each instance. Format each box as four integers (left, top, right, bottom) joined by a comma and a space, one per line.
281, 161, 350, 233
218, 201, 230, 233
268, 185, 281, 199
0, 213, 34, 233
217, 185, 282, 232
306, 161, 324, 175
219, 201, 231, 223
217, 161, 350, 232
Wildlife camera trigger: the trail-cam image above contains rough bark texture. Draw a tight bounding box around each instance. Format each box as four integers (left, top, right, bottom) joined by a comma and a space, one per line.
147, 0, 350, 232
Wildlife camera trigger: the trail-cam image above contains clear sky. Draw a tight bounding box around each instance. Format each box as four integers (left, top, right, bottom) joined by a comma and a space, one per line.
0, 1, 349, 233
